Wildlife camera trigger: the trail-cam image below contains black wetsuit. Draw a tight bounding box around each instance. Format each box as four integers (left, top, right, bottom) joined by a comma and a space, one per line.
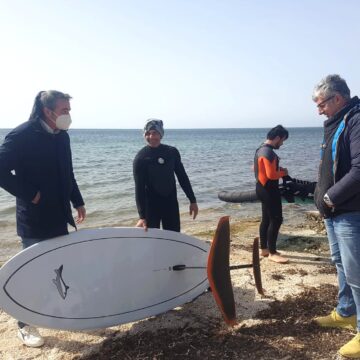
254, 144, 285, 253
133, 144, 196, 232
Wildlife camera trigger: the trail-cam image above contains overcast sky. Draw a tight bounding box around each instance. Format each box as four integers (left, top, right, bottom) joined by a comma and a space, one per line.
1, 0, 359, 129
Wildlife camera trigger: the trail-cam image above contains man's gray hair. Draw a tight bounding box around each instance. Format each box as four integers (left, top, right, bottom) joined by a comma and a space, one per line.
312, 74, 351, 101
29, 90, 72, 122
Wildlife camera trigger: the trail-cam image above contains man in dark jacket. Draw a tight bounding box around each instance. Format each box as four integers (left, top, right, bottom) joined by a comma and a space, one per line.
133, 119, 198, 232
0, 90, 86, 347
312, 75, 360, 358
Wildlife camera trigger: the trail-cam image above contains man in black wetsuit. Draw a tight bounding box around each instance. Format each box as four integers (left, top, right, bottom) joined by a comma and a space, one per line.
133, 119, 198, 232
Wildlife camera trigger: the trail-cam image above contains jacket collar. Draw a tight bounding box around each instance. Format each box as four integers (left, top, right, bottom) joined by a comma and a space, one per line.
29, 119, 61, 135
40, 119, 60, 134
324, 96, 360, 128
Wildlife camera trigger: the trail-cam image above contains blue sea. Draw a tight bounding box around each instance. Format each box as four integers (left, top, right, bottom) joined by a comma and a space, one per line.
0, 127, 322, 262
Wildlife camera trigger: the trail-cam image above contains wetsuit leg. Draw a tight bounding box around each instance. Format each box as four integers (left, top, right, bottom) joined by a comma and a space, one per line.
256, 182, 283, 253
146, 193, 162, 229
259, 200, 270, 250
266, 198, 282, 253
146, 192, 180, 232
161, 194, 180, 232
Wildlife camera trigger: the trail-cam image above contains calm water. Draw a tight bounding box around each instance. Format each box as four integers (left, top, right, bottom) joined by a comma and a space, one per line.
0, 127, 322, 261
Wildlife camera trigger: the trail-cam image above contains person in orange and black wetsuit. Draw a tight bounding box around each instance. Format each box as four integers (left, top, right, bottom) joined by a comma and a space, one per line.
254, 125, 289, 264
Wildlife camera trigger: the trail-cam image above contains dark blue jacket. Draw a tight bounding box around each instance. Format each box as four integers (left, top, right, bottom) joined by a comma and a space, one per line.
0, 120, 84, 239
315, 96, 360, 217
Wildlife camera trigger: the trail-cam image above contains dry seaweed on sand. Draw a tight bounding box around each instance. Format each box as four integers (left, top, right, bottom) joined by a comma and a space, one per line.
77, 285, 353, 360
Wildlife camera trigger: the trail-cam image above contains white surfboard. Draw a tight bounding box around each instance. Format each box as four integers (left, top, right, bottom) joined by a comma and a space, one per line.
0, 227, 210, 330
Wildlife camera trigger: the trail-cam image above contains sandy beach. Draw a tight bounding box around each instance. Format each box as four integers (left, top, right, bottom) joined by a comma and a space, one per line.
1, 212, 356, 360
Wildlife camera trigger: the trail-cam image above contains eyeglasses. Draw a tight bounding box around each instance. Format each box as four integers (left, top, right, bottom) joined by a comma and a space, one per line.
317, 96, 335, 109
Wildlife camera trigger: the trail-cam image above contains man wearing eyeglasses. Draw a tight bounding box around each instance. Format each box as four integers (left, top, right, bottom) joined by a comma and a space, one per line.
312, 74, 360, 358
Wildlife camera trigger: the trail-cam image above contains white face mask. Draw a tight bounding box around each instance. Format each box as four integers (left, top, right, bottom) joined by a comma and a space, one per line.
51, 113, 72, 130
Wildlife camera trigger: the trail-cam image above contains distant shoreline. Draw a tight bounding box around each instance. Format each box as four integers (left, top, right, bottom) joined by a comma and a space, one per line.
0, 126, 323, 131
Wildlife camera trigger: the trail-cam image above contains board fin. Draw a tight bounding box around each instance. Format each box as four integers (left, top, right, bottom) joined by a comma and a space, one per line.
207, 216, 236, 326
